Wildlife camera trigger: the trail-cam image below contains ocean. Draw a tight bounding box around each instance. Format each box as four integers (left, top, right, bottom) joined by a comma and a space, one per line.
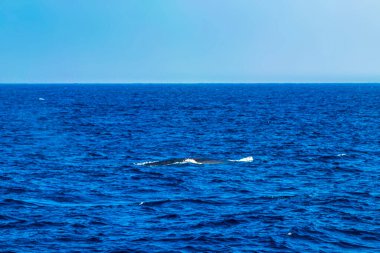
0, 84, 379, 252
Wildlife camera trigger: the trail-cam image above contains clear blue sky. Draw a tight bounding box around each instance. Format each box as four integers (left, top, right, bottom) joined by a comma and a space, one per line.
1, 0, 380, 83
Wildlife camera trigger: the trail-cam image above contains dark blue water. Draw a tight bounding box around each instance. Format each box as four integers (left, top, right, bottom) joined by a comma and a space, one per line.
0, 84, 379, 252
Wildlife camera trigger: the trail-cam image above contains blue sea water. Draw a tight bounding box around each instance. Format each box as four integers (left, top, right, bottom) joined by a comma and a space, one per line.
0, 84, 379, 252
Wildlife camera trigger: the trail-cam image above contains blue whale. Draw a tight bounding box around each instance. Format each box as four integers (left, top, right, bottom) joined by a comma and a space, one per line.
136, 156, 253, 166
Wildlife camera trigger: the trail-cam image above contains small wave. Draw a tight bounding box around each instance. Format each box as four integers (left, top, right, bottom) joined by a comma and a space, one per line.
337, 153, 347, 157
157, 213, 180, 219
0, 198, 38, 207
139, 198, 223, 207
192, 218, 246, 229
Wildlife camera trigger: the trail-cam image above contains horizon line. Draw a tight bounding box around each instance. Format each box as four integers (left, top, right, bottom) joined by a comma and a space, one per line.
1, 82, 380, 85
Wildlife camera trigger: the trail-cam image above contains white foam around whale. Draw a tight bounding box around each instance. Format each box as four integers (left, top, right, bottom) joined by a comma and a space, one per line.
175, 158, 203, 165
134, 161, 159, 166
228, 156, 254, 162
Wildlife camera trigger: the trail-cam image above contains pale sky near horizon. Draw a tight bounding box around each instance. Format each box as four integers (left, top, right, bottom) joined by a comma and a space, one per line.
1, 0, 380, 83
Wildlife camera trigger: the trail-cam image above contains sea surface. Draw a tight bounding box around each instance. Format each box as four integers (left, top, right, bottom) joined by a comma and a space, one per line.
0, 84, 379, 252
